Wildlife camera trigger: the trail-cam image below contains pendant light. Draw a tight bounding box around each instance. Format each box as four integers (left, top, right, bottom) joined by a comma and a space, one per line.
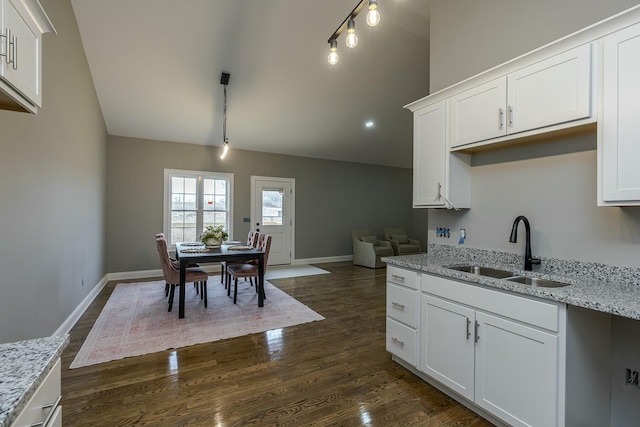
220, 72, 230, 160
345, 18, 358, 48
366, 0, 380, 26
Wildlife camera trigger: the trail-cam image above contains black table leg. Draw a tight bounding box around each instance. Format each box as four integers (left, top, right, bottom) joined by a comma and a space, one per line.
179, 258, 186, 318
258, 253, 265, 307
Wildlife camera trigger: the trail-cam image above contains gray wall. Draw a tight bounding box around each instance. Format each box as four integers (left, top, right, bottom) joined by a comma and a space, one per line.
428, 1, 640, 424
107, 136, 416, 273
0, 0, 107, 342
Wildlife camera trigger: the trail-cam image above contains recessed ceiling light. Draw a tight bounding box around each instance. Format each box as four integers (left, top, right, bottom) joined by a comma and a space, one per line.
365, 121, 375, 128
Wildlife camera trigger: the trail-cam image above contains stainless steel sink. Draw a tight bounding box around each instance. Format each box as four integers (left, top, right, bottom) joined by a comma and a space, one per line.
505, 276, 571, 288
447, 265, 514, 279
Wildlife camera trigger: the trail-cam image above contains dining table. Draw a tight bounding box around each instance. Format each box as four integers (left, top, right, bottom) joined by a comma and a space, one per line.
175, 242, 265, 319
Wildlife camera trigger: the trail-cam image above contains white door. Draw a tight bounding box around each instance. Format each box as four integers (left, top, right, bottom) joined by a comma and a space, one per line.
449, 77, 507, 148
507, 44, 591, 135
1, 0, 42, 105
601, 22, 640, 203
420, 295, 476, 401
251, 176, 294, 265
474, 311, 558, 427
413, 101, 446, 207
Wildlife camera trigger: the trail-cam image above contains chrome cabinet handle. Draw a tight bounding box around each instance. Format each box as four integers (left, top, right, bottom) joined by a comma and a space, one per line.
391, 337, 405, 346
391, 301, 405, 309
391, 274, 405, 281
508, 105, 513, 127
474, 321, 480, 343
498, 107, 504, 129
12, 34, 17, 70
466, 318, 471, 340
30, 395, 61, 427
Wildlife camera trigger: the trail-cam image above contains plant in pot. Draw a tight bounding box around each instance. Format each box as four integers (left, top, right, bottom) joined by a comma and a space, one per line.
201, 225, 229, 247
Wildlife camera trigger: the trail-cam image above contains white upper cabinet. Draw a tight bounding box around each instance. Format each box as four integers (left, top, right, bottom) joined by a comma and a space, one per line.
0, 0, 55, 113
412, 100, 470, 209
599, 22, 640, 205
450, 44, 593, 149
507, 44, 592, 134
450, 78, 507, 147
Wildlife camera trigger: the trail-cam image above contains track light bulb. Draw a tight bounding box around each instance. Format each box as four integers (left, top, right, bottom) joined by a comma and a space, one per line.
328, 39, 339, 65
220, 139, 229, 159
366, 0, 380, 26
345, 18, 358, 48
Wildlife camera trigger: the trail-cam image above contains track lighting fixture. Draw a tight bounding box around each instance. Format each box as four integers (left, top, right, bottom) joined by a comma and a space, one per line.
328, 39, 339, 65
366, 0, 380, 26
327, 0, 381, 65
345, 18, 358, 48
219, 72, 230, 160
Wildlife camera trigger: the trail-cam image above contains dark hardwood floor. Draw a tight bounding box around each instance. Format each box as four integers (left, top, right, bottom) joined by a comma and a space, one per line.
61, 262, 494, 426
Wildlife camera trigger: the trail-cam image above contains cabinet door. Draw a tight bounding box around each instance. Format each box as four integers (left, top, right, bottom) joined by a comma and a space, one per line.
413, 101, 446, 207
474, 312, 558, 427
601, 23, 640, 203
420, 295, 475, 401
508, 44, 591, 135
0, 0, 41, 106
449, 77, 507, 148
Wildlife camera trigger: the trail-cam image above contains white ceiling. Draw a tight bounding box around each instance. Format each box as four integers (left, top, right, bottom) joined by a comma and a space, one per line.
70, 0, 430, 168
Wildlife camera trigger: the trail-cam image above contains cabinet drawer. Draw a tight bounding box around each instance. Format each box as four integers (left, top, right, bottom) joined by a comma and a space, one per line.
386, 317, 417, 366
12, 358, 61, 427
387, 283, 418, 327
387, 266, 418, 289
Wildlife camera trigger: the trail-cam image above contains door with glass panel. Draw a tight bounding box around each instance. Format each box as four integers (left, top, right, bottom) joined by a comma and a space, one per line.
251, 176, 294, 265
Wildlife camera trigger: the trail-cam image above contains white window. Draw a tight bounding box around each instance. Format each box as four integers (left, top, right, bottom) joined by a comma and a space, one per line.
163, 169, 233, 246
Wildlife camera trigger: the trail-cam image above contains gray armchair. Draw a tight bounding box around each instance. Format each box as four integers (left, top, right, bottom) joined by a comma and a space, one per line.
383, 228, 421, 256
352, 229, 394, 268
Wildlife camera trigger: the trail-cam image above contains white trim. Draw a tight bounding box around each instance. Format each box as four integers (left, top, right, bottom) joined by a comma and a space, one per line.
163, 168, 235, 247
251, 176, 296, 265
293, 255, 353, 265
52, 274, 109, 336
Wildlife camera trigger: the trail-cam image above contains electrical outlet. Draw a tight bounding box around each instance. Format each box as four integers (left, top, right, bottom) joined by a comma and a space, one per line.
625, 368, 639, 386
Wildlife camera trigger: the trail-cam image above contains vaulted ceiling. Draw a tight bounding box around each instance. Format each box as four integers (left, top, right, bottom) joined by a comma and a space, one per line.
70, 0, 430, 168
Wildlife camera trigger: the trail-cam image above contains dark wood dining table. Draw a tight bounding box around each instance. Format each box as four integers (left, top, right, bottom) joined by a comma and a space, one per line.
175, 243, 265, 318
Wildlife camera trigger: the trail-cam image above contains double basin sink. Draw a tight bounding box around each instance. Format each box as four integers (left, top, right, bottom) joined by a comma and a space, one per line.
447, 265, 570, 288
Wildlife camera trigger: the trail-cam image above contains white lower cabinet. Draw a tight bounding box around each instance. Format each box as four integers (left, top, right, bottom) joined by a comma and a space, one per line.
11, 358, 62, 427
386, 266, 419, 366
421, 293, 559, 427
474, 311, 559, 427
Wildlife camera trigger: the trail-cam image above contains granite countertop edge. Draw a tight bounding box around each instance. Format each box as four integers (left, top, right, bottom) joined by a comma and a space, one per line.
382, 254, 640, 321
0, 334, 70, 427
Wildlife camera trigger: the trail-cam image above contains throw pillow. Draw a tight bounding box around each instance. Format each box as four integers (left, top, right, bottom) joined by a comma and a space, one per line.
392, 234, 409, 244
360, 235, 378, 245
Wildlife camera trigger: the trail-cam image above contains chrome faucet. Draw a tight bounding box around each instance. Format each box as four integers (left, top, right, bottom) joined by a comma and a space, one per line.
509, 215, 541, 271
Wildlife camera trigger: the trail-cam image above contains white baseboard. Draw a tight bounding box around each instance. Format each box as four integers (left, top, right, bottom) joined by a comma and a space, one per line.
293, 255, 353, 265
53, 274, 109, 337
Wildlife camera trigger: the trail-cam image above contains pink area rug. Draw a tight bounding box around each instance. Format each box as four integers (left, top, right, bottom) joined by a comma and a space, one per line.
70, 277, 324, 368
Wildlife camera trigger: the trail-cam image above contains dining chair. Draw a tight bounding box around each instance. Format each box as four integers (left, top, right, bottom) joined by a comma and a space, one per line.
156, 237, 209, 311
156, 233, 201, 294
226, 234, 272, 304
220, 230, 259, 286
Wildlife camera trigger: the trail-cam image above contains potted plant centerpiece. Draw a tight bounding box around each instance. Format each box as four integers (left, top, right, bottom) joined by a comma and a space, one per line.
201, 225, 229, 248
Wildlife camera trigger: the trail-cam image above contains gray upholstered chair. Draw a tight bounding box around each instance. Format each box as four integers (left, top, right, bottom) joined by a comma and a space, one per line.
352, 229, 394, 268
383, 228, 421, 256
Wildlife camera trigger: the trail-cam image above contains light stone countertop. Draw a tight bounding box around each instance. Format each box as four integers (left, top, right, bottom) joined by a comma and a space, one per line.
383, 245, 640, 321
0, 334, 69, 427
